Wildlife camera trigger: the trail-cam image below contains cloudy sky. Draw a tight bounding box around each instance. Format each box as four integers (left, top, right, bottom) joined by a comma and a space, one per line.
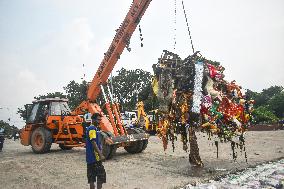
0, 0, 283, 128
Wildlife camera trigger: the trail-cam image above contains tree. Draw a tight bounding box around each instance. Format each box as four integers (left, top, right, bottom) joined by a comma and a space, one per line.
138, 83, 159, 111
268, 91, 284, 118
63, 80, 88, 110
252, 106, 279, 123
110, 68, 152, 111
0, 120, 19, 136
250, 86, 283, 108
246, 86, 284, 123
34, 92, 66, 100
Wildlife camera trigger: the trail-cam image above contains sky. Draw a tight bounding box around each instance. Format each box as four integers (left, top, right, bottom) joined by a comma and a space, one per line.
0, 0, 283, 128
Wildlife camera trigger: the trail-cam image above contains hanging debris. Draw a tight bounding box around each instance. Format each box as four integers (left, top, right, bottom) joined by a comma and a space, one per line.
152, 50, 254, 166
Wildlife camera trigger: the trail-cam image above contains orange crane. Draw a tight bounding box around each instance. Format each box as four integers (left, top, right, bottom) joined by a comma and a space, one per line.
20, 0, 152, 158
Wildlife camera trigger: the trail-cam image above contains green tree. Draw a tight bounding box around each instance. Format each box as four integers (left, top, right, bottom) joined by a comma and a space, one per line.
138, 83, 159, 111
17, 106, 29, 121
268, 91, 284, 118
110, 68, 152, 111
63, 80, 88, 110
246, 85, 284, 123
34, 92, 66, 100
252, 106, 279, 123
0, 120, 19, 136
252, 86, 283, 108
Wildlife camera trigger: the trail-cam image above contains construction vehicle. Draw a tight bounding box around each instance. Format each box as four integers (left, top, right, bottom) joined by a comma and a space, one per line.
121, 111, 137, 126
136, 101, 157, 135
20, 0, 152, 158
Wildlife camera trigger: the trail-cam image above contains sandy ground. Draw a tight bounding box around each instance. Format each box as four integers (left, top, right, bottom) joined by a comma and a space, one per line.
0, 130, 283, 189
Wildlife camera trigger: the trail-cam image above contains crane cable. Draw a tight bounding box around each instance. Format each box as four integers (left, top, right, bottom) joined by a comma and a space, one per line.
181, 0, 195, 54
173, 0, 177, 51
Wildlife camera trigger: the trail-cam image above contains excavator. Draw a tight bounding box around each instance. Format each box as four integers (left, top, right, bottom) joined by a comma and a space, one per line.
136, 101, 157, 135
20, 0, 152, 159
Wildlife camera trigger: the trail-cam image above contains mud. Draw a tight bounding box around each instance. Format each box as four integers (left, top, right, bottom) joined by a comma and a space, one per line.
0, 130, 283, 189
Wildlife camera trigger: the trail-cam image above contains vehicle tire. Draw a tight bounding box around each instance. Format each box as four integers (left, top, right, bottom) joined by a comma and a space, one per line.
124, 127, 145, 153
59, 144, 73, 150
102, 143, 111, 159
133, 128, 148, 153
101, 131, 117, 160
109, 145, 117, 159
102, 143, 117, 160
124, 140, 144, 154
31, 127, 52, 154
138, 139, 148, 153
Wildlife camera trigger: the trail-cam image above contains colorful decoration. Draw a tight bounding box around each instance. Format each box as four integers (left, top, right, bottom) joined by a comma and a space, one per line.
152, 50, 254, 164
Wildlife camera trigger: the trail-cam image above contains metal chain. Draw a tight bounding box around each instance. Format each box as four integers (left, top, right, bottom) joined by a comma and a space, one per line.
181, 0, 195, 54
138, 24, 144, 47
82, 63, 86, 80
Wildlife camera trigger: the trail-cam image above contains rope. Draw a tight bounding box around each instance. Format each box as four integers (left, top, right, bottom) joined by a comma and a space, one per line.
181, 0, 195, 54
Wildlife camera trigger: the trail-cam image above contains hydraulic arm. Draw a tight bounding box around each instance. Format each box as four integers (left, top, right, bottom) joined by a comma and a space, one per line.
88, 0, 152, 101
21, 1, 152, 157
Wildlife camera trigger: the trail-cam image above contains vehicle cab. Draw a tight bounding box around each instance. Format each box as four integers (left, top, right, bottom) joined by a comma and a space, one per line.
121, 111, 137, 126
26, 98, 71, 124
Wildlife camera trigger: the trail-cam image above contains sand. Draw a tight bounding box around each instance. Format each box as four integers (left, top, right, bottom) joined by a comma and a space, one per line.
0, 130, 283, 189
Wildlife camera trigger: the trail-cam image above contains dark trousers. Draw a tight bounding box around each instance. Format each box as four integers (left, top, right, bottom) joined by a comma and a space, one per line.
0, 140, 4, 151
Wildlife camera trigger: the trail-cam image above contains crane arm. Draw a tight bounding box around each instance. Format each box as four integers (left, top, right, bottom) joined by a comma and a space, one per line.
87, 0, 152, 101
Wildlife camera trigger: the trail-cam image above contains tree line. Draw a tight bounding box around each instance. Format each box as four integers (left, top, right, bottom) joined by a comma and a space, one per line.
0, 120, 19, 136
17, 68, 283, 124
247, 86, 284, 123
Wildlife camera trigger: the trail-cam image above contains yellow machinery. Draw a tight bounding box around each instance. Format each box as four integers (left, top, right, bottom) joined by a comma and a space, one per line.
136, 101, 157, 135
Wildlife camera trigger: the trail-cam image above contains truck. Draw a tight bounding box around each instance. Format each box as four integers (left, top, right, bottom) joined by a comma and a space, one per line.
20, 0, 152, 159
121, 111, 137, 127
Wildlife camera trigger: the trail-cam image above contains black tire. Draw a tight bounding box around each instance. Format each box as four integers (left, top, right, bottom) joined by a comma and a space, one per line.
109, 145, 117, 159
124, 127, 145, 153
102, 143, 117, 160
101, 131, 117, 160
59, 144, 73, 150
31, 127, 52, 154
130, 127, 148, 153
124, 140, 144, 154
139, 139, 148, 152
102, 143, 111, 159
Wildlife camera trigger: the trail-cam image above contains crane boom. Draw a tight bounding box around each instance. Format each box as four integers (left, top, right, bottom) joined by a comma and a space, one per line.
20, 1, 152, 157
87, 0, 152, 101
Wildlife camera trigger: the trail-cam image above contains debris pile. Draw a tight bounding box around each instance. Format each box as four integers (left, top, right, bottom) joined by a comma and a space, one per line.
183, 159, 284, 189
152, 50, 254, 165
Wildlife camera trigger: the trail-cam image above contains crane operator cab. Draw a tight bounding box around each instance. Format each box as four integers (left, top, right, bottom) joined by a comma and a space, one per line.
20, 98, 84, 153
26, 98, 71, 123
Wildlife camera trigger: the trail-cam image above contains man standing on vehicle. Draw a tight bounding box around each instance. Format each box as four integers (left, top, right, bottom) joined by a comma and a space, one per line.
86, 113, 106, 189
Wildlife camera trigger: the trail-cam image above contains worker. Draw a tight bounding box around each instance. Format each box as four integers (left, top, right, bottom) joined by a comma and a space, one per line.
12, 131, 19, 141
0, 128, 5, 152
86, 113, 106, 189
